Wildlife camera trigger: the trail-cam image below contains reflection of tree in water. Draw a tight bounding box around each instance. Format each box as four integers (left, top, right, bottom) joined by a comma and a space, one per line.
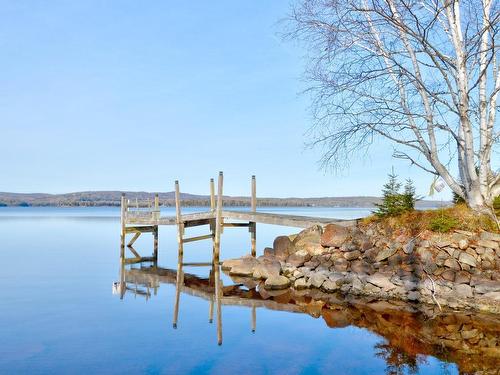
375, 340, 427, 375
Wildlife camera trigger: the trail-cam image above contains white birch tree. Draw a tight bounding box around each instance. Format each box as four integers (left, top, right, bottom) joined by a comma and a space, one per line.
288, 0, 500, 214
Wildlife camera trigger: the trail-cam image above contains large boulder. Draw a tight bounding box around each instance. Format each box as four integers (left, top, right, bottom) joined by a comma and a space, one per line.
287, 250, 312, 267
223, 255, 258, 277
320, 224, 350, 248
293, 225, 323, 248
273, 236, 296, 260
253, 259, 281, 279
299, 242, 325, 256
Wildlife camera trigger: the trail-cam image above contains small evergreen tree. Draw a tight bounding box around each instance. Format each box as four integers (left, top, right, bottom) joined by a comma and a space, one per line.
375, 169, 402, 217
402, 179, 417, 211
375, 170, 417, 217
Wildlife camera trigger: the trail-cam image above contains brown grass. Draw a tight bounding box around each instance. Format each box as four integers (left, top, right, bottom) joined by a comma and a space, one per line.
361, 204, 499, 235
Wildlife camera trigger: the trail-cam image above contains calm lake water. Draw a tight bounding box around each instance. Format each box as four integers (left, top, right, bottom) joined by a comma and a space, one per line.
0, 206, 498, 374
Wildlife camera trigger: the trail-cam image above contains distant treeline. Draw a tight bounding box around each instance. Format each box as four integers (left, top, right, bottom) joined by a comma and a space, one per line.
0, 191, 447, 208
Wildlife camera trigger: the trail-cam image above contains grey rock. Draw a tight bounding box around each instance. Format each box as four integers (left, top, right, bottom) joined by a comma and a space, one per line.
264, 275, 291, 290
436, 240, 452, 248
351, 276, 364, 292
294, 277, 311, 290
407, 291, 420, 301
454, 271, 471, 284
344, 250, 361, 261
477, 239, 499, 250
292, 270, 303, 278
473, 280, 500, 294
459, 252, 477, 267
309, 272, 328, 289
455, 284, 473, 298
339, 242, 358, 252
375, 247, 398, 262
441, 269, 455, 282
366, 273, 396, 291
403, 239, 415, 254
225, 256, 258, 276
281, 265, 296, 276
333, 258, 348, 272
321, 280, 340, 292
350, 260, 374, 275
458, 239, 469, 250
328, 272, 346, 286
482, 291, 500, 300
444, 258, 461, 270
480, 231, 500, 242
416, 247, 434, 263
304, 259, 320, 269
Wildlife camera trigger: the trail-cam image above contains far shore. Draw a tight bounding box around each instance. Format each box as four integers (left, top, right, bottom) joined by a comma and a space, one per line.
0, 191, 449, 208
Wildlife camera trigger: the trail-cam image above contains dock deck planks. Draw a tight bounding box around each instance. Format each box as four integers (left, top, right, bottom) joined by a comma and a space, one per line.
125, 209, 357, 228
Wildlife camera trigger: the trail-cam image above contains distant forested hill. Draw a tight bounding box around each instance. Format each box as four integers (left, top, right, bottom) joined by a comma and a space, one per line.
0, 191, 447, 208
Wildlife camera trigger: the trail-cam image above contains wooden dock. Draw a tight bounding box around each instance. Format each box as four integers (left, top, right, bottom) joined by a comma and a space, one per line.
119, 172, 359, 264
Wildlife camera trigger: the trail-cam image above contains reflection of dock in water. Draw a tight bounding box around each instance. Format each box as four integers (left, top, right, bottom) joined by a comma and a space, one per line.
115, 260, 500, 374
122, 265, 305, 313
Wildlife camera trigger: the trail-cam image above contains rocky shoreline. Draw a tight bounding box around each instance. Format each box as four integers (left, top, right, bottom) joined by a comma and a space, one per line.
222, 223, 500, 314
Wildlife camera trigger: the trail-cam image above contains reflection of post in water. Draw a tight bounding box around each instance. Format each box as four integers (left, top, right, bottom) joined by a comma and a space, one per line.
119, 262, 126, 299
208, 298, 214, 324
214, 262, 223, 346
173, 252, 184, 329
251, 305, 256, 333
172, 254, 224, 345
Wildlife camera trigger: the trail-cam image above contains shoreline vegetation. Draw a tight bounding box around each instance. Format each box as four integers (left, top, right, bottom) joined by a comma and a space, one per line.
0, 191, 448, 208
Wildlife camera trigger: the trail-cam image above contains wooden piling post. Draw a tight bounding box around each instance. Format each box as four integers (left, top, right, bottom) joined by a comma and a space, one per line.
153, 194, 159, 260
210, 178, 215, 212
214, 172, 223, 262
175, 180, 184, 257
120, 193, 127, 259
154, 194, 159, 219
250, 175, 257, 257
209, 178, 216, 255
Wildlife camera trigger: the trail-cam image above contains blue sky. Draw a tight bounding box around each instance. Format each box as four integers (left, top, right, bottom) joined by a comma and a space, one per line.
0, 1, 443, 198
